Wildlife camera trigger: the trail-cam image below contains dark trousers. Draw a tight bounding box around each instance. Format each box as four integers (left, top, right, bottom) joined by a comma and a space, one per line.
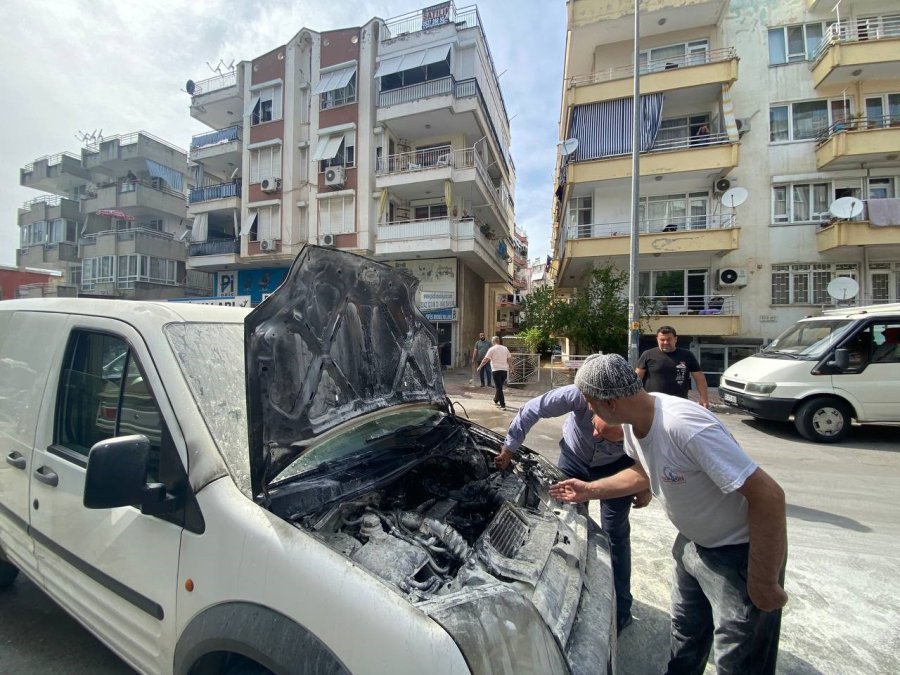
666, 533, 783, 675
574, 455, 635, 623
479, 361, 492, 386
492, 369, 507, 407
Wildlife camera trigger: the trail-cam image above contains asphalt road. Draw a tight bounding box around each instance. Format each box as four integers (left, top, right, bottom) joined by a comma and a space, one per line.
2, 389, 899, 674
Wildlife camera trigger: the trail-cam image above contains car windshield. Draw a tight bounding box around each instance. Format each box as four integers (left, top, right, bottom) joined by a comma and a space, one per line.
275, 407, 446, 483
762, 319, 856, 358
165, 322, 251, 494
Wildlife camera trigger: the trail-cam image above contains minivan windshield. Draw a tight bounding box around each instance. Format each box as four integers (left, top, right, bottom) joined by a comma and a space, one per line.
762, 319, 856, 358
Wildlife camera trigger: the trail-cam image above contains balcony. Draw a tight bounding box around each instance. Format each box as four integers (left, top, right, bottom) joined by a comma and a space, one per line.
189, 181, 242, 211
19, 195, 82, 223
569, 48, 739, 105
810, 17, 900, 89
567, 213, 738, 253
80, 228, 186, 261
817, 215, 900, 255
190, 126, 242, 176
84, 182, 186, 219
374, 217, 510, 281
189, 69, 244, 129
188, 238, 240, 257
20, 152, 91, 194
568, 133, 740, 183
16, 242, 80, 267
815, 117, 900, 169
82, 132, 187, 175
643, 293, 740, 337
15, 283, 78, 299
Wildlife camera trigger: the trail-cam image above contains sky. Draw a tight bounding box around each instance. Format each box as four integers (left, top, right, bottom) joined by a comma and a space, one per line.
0, 0, 567, 268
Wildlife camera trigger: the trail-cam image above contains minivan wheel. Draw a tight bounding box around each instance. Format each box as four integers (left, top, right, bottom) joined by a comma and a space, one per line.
794, 398, 852, 443
0, 560, 19, 589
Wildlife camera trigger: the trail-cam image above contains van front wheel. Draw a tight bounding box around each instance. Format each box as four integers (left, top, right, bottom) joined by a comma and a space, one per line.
795, 398, 852, 443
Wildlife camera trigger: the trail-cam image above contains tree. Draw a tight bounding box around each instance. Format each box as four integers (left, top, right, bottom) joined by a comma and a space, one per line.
519, 286, 564, 352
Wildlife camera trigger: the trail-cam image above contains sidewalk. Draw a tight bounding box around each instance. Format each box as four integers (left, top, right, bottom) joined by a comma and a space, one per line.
441, 364, 726, 409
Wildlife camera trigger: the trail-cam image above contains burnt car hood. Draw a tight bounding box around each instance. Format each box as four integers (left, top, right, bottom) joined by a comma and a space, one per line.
245, 245, 448, 496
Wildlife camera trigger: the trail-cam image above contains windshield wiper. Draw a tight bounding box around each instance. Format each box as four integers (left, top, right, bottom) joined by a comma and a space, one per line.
761, 350, 801, 359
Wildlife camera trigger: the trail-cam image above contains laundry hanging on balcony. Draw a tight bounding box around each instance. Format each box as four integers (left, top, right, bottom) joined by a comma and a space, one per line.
570, 93, 664, 161
146, 159, 184, 191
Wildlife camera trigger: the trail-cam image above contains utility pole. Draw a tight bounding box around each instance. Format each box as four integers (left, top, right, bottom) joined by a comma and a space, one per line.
627, 1, 641, 366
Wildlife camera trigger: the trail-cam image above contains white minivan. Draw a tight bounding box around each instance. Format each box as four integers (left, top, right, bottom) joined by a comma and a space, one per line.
0, 247, 615, 674
718, 303, 900, 442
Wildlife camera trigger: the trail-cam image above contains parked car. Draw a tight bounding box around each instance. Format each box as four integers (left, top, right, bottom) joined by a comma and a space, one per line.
0, 246, 616, 674
718, 303, 900, 442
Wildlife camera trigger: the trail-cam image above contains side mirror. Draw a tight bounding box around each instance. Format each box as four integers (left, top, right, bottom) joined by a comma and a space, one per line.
827, 347, 849, 371
84, 435, 176, 514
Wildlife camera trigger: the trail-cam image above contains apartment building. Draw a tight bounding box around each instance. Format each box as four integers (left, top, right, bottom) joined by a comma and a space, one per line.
17, 133, 212, 300
551, 0, 900, 384
185, 2, 517, 367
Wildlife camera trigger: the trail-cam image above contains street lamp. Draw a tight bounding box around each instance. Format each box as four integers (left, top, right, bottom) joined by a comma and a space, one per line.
627, 1, 642, 366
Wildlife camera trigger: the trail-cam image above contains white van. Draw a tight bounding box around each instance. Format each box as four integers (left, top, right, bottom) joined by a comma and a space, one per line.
0, 247, 614, 674
718, 303, 900, 442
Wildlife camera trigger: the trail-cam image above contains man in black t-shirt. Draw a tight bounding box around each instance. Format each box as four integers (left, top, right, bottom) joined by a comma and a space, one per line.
636, 325, 710, 407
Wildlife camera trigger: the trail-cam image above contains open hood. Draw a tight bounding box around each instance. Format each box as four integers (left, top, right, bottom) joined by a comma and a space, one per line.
246, 245, 448, 496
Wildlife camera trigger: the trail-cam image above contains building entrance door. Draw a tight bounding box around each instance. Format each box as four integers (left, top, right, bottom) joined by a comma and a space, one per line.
435, 321, 452, 368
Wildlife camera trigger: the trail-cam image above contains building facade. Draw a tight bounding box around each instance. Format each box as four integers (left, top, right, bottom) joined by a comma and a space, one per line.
185, 2, 518, 367
17, 133, 212, 300
552, 0, 900, 384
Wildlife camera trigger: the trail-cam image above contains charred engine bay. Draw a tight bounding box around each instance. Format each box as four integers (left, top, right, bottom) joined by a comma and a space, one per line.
270, 419, 567, 600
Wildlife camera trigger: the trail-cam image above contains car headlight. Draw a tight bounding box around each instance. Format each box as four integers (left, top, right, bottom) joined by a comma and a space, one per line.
429, 588, 569, 674
745, 382, 776, 395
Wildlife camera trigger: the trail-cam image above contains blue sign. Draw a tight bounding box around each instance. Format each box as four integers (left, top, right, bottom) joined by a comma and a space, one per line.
424, 307, 457, 321
238, 268, 288, 305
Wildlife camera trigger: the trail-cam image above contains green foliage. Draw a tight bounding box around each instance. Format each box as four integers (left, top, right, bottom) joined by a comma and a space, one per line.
521, 266, 637, 356
518, 327, 552, 354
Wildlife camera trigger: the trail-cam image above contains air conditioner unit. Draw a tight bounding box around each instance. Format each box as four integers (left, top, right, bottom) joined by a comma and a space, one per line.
324, 165, 346, 187
260, 177, 281, 193
259, 238, 278, 251
319, 233, 335, 247
735, 118, 751, 136
717, 268, 748, 288
714, 178, 732, 193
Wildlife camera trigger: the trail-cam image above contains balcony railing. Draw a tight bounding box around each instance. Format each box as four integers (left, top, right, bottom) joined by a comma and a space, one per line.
83, 131, 186, 158
569, 47, 738, 87
811, 16, 900, 66
816, 115, 900, 144
21, 194, 65, 210
184, 269, 215, 295
376, 145, 473, 174
21, 152, 82, 175
188, 238, 240, 257
80, 227, 176, 245
191, 125, 242, 149
189, 181, 241, 204
644, 293, 739, 316
189, 71, 238, 97
568, 213, 736, 240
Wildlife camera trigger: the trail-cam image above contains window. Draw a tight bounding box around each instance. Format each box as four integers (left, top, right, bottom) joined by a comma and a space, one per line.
869, 178, 895, 200
638, 40, 709, 72
640, 192, 710, 231
379, 53, 451, 92
320, 72, 357, 109
248, 205, 281, 242
413, 203, 447, 220
768, 22, 827, 64
769, 98, 848, 141
318, 132, 355, 172
250, 145, 282, 183
20, 220, 47, 246
567, 196, 593, 237
869, 262, 900, 304
249, 85, 282, 125
771, 263, 858, 305
639, 268, 709, 310
319, 196, 355, 235
865, 93, 900, 127
772, 183, 830, 223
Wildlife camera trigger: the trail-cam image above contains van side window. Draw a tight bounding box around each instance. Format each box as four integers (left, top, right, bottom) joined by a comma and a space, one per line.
872, 324, 900, 363
55, 331, 162, 481
843, 328, 873, 371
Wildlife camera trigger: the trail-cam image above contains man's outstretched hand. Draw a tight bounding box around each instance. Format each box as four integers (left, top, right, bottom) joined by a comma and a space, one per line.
494, 446, 514, 470
548, 478, 593, 503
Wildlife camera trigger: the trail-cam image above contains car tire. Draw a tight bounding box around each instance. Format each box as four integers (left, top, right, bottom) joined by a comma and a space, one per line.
0, 560, 19, 589
794, 397, 852, 443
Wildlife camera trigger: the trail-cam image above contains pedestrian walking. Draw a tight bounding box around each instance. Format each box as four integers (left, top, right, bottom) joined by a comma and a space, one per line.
477, 336, 510, 410
471, 331, 492, 387
636, 325, 710, 407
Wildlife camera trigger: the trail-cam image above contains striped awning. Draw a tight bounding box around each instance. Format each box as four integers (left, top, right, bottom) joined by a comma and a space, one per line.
312, 135, 344, 162
570, 94, 665, 161
374, 45, 450, 77
146, 159, 184, 191
312, 65, 356, 95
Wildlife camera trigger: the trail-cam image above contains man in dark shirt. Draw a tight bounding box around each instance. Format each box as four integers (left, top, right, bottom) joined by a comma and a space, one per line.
636, 325, 710, 407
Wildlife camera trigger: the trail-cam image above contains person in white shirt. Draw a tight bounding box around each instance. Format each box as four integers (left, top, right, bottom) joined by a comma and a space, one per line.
477, 336, 511, 410
549, 353, 787, 674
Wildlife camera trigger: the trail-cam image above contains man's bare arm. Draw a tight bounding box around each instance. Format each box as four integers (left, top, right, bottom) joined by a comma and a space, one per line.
736, 467, 788, 612
549, 463, 650, 503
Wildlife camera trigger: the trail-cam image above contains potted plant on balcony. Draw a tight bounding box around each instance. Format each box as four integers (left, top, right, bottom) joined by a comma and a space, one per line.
479, 223, 496, 239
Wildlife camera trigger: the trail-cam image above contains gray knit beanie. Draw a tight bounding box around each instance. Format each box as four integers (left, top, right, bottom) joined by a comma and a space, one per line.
575, 353, 642, 400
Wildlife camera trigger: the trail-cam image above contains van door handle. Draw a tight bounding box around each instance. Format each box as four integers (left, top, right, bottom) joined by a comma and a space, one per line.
34, 466, 59, 488
6, 451, 27, 470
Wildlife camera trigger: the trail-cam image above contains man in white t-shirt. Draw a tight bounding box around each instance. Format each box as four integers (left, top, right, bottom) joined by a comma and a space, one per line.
549, 353, 787, 674
477, 336, 511, 410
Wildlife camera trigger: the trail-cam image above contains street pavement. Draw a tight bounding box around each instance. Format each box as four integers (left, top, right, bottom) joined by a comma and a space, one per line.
443, 365, 900, 674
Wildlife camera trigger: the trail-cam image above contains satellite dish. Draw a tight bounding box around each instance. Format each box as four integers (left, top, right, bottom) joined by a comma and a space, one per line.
827, 277, 859, 301
721, 187, 748, 208
558, 139, 579, 157
185, 79, 196, 95
829, 196, 863, 219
